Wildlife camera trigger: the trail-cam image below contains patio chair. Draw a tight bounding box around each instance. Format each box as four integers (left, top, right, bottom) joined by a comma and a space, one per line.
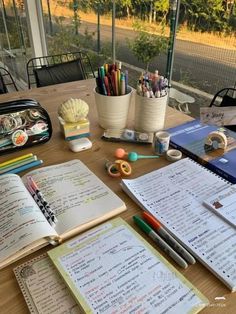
169, 87, 195, 114
209, 87, 236, 131
26, 51, 95, 89
0, 67, 18, 93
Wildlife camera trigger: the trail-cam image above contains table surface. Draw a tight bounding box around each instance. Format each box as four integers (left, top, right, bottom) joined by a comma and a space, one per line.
0, 79, 235, 314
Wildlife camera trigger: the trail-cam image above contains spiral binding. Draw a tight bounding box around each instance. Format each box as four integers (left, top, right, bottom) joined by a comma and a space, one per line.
186, 157, 232, 185
184, 158, 234, 282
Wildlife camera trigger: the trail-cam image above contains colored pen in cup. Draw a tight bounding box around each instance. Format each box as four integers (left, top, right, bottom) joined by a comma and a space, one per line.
142, 211, 196, 265
133, 215, 188, 269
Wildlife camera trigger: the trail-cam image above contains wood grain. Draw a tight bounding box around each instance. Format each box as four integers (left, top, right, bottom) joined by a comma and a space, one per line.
0, 79, 235, 313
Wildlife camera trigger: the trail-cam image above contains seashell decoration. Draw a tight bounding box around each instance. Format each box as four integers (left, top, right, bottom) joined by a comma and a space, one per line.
58, 98, 89, 123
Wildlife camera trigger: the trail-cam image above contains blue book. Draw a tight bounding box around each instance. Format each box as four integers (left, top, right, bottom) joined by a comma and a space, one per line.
167, 119, 236, 183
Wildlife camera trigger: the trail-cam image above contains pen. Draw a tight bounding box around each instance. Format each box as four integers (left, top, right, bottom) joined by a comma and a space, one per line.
103, 76, 111, 96
142, 212, 196, 264
112, 70, 117, 96
0, 156, 37, 174
120, 73, 126, 95
99, 66, 105, 79
0, 153, 33, 168
117, 69, 121, 95
133, 215, 188, 269
26, 181, 55, 227
125, 70, 128, 94
1, 159, 43, 175
27, 176, 57, 225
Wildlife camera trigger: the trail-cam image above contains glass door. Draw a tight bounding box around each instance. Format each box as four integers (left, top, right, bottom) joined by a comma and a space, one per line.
0, 0, 30, 85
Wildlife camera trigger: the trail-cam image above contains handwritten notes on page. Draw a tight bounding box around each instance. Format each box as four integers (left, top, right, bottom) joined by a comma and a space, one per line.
200, 106, 236, 126
0, 175, 57, 269
14, 254, 80, 314
22, 160, 126, 237
121, 158, 236, 291
48, 218, 208, 314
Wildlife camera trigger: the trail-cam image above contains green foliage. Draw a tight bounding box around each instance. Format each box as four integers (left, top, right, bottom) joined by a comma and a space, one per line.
154, 0, 169, 14
128, 22, 168, 71
48, 17, 95, 55
180, 0, 232, 33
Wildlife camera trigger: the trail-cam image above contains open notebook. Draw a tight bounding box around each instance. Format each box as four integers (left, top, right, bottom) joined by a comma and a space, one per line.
121, 158, 236, 291
0, 160, 126, 269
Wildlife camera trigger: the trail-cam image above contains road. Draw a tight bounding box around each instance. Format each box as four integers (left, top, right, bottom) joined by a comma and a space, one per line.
81, 21, 236, 94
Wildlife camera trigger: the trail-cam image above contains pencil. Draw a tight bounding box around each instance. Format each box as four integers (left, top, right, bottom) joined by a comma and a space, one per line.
2, 159, 43, 174
0, 153, 33, 168
0, 156, 37, 174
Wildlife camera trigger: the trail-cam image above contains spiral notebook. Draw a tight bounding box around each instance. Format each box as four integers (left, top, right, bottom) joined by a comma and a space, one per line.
121, 158, 236, 291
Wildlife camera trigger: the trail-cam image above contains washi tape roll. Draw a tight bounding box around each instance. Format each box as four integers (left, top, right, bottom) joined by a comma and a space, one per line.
153, 131, 170, 155
115, 159, 132, 176
166, 149, 182, 162
204, 131, 227, 150
105, 161, 121, 177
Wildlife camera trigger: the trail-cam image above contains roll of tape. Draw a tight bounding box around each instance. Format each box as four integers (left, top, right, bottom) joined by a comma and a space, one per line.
115, 159, 132, 176
205, 131, 227, 150
105, 161, 121, 178
166, 149, 182, 162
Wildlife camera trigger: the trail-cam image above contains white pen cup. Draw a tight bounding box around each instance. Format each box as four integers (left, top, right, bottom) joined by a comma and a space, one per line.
153, 131, 170, 155
94, 86, 133, 129
134, 91, 168, 132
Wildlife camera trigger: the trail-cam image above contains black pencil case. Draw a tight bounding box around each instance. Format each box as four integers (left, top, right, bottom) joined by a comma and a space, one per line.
0, 99, 52, 154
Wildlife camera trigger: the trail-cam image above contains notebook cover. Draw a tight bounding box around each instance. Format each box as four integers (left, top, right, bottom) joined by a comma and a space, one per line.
167, 119, 236, 183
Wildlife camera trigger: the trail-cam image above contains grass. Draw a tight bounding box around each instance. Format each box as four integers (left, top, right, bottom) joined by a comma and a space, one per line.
41, 0, 236, 51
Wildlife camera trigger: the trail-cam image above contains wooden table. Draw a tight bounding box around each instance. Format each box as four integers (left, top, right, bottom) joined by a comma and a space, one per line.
0, 79, 235, 313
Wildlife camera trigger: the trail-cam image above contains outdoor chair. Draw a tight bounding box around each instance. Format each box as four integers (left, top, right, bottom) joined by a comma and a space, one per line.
0, 67, 18, 94
26, 51, 95, 89
210, 87, 236, 108
169, 87, 195, 114
209, 87, 236, 131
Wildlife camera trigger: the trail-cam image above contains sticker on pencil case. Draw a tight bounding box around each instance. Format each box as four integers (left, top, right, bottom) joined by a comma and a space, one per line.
12, 130, 28, 146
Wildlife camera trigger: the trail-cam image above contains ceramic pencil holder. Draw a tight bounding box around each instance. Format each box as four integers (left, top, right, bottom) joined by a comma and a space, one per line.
134, 92, 168, 132
94, 86, 133, 129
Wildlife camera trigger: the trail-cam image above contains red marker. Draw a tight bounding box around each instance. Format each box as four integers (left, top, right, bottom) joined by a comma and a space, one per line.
142, 211, 196, 264
104, 76, 111, 96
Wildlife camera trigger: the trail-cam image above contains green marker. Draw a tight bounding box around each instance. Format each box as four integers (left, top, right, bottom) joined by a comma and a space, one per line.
133, 215, 188, 269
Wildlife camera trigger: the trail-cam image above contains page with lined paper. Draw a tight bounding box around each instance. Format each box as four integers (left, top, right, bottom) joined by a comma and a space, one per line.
48, 218, 208, 314
121, 158, 236, 291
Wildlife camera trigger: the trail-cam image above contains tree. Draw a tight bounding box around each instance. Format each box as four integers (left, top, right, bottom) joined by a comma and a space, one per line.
128, 22, 168, 71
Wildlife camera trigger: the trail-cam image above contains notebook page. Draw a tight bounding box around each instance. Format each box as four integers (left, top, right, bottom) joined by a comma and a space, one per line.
0, 175, 57, 265
14, 254, 80, 314
22, 160, 125, 236
48, 218, 208, 314
121, 158, 236, 291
